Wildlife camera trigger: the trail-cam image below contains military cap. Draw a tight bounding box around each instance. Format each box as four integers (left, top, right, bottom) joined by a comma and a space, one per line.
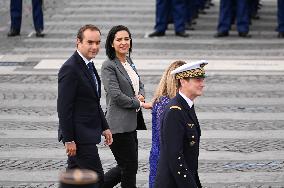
59, 169, 99, 186
170, 60, 208, 79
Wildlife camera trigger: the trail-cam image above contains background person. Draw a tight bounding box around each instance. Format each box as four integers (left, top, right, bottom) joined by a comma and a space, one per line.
277, 0, 284, 38
215, 0, 250, 38
148, 0, 189, 37
8, 0, 45, 37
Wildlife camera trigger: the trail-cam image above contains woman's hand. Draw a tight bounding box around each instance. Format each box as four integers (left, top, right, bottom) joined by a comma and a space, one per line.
102, 129, 113, 146
137, 94, 145, 102
142, 102, 153, 109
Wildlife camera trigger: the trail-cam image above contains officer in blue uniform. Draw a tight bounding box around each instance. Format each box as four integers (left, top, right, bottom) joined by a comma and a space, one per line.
215, 0, 250, 38
148, 0, 189, 37
277, 0, 284, 38
155, 60, 208, 188
7, 0, 44, 37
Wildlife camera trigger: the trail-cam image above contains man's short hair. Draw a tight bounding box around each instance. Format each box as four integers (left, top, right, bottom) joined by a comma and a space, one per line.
77, 24, 101, 43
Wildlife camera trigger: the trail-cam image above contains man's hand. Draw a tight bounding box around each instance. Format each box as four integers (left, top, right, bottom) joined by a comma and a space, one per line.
102, 129, 113, 146
137, 94, 145, 102
65, 141, 77, 156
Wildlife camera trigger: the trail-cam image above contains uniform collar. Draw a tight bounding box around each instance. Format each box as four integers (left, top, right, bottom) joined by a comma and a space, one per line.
178, 91, 193, 108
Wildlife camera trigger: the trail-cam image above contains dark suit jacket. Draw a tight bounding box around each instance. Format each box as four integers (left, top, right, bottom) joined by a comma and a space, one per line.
155, 93, 202, 188
57, 51, 109, 144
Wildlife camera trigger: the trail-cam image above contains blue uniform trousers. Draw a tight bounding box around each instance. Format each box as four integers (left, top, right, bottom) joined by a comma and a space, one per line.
185, 0, 199, 22
10, 0, 44, 31
198, 0, 206, 10
217, 0, 249, 33
155, 0, 186, 32
278, 0, 284, 32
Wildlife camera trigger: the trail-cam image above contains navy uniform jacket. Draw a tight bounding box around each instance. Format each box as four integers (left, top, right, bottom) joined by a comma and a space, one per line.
155, 93, 202, 188
57, 51, 109, 144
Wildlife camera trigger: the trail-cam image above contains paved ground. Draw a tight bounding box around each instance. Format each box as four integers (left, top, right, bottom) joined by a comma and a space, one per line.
0, 0, 284, 187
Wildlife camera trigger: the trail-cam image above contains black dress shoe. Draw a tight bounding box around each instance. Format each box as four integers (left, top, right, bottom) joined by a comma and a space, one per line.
148, 31, 165, 37
252, 13, 260, 20
175, 31, 189, 37
214, 32, 229, 38
185, 23, 195, 30
238, 32, 251, 38
278, 32, 284, 38
191, 20, 197, 25
7, 29, 20, 37
199, 9, 207, 14
36, 30, 45, 37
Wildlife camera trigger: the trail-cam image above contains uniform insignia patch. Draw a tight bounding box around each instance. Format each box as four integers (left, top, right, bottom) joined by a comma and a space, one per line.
190, 141, 195, 146
170, 106, 182, 110
187, 123, 194, 128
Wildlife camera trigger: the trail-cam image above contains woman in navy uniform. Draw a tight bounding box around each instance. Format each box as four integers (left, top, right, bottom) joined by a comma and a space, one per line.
155, 60, 208, 188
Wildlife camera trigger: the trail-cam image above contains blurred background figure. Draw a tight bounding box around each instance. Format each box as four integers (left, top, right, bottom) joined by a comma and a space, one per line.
148, 0, 189, 37
215, 0, 251, 38
7, 0, 45, 37
249, 0, 261, 20
277, 0, 284, 38
59, 169, 99, 188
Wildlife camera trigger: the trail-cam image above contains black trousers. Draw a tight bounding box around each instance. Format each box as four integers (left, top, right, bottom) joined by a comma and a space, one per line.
67, 144, 103, 188
103, 131, 138, 188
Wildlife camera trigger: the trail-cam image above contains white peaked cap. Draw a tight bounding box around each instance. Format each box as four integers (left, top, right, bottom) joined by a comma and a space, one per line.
170, 60, 208, 75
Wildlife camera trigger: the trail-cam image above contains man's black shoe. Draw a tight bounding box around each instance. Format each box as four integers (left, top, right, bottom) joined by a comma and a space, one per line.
175, 31, 189, 38
214, 32, 229, 38
278, 32, 284, 38
36, 30, 45, 37
7, 29, 20, 37
238, 32, 251, 38
148, 31, 165, 37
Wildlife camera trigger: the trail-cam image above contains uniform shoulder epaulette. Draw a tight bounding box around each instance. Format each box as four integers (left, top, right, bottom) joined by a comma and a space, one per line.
170, 106, 182, 110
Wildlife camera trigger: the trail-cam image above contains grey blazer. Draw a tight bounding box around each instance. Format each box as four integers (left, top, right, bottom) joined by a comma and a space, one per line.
101, 57, 145, 134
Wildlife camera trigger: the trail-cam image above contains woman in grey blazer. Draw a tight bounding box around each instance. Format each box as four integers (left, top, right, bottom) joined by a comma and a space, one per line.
101, 25, 151, 188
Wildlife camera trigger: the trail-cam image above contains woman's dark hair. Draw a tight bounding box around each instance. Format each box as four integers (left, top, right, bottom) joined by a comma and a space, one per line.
105, 25, 132, 60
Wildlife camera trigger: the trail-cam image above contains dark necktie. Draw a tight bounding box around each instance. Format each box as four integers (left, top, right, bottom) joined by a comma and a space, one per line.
190, 105, 201, 136
190, 105, 199, 125
87, 62, 99, 94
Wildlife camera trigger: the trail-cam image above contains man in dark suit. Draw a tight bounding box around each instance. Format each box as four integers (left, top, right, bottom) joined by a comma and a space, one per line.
155, 60, 208, 188
57, 24, 113, 188
7, 0, 45, 37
